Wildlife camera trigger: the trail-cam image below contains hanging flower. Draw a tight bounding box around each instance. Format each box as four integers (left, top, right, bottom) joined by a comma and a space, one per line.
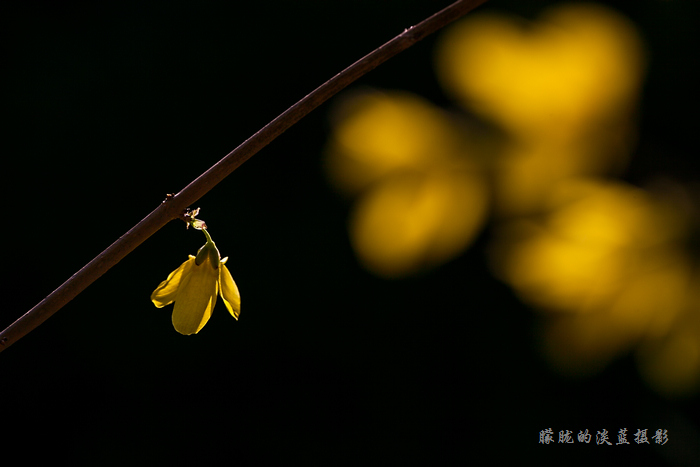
151, 226, 240, 335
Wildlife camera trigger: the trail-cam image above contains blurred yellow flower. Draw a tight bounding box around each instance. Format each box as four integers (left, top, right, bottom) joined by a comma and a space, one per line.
322, 3, 700, 396
490, 179, 691, 375
350, 166, 486, 277
325, 91, 488, 277
492, 137, 636, 216
152, 230, 240, 335
637, 299, 700, 397
436, 3, 645, 141
435, 3, 646, 216
326, 91, 464, 195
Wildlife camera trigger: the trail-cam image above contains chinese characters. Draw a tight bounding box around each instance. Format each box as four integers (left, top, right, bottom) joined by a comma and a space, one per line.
539, 428, 668, 445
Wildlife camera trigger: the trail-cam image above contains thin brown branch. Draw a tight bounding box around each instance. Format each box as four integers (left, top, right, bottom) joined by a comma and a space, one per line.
0, 0, 489, 352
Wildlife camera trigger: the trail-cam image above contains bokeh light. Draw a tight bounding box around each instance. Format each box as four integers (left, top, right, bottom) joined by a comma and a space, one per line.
435, 3, 645, 142
490, 179, 694, 380
349, 166, 486, 277
435, 3, 645, 215
325, 2, 700, 397
325, 91, 488, 278
637, 302, 700, 397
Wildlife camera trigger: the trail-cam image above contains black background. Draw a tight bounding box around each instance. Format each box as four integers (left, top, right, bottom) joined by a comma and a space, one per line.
2, 1, 699, 465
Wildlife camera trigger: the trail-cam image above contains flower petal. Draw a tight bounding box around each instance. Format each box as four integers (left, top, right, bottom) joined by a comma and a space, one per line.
219, 264, 241, 320
172, 260, 219, 335
151, 256, 195, 308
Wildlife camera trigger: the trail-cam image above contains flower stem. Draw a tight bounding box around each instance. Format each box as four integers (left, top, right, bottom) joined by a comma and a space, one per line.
202, 229, 213, 245
0, 0, 489, 352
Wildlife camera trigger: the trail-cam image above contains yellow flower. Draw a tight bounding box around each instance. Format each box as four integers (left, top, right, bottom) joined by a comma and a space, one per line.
151, 231, 240, 335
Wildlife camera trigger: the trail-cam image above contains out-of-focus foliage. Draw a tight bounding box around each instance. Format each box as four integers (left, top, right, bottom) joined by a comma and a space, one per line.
637, 300, 700, 397
325, 2, 700, 397
492, 180, 688, 315
490, 180, 695, 383
325, 92, 488, 277
436, 2, 645, 216
436, 4, 644, 141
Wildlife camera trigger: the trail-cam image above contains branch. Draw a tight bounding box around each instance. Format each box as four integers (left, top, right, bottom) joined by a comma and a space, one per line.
0, 0, 489, 352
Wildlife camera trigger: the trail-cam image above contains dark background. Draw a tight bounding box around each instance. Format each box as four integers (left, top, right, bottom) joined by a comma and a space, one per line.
2, 1, 698, 465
